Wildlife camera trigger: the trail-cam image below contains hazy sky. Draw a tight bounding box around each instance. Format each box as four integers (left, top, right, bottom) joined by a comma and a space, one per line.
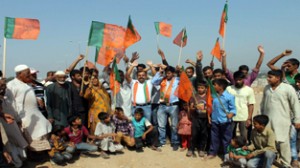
0, 0, 299, 77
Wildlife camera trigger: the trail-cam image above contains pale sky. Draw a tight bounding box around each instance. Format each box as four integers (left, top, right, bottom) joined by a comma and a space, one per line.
0, 0, 299, 78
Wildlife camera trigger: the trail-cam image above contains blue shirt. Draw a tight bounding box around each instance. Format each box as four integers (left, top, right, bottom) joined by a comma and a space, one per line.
151, 72, 179, 103
211, 90, 236, 124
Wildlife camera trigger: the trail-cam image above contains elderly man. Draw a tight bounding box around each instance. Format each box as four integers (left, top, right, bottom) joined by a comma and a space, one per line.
46, 71, 72, 127
6, 65, 52, 151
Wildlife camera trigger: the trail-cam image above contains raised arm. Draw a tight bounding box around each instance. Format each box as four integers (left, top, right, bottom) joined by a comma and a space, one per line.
221, 50, 228, 71
185, 59, 196, 67
146, 61, 157, 76
267, 49, 292, 70
125, 61, 138, 84
158, 49, 169, 66
65, 54, 85, 74
151, 64, 166, 85
195, 50, 204, 81
254, 45, 265, 71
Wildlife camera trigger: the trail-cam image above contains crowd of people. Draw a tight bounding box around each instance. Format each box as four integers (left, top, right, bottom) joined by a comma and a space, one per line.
0, 46, 299, 168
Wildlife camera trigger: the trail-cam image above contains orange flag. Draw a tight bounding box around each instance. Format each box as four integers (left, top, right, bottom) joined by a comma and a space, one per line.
211, 38, 221, 61
175, 71, 193, 102
173, 28, 187, 47
206, 79, 217, 116
4, 17, 40, 40
154, 22, 172, 37
110, 58, 121, 96
85, 61, 96, 70
124, 16, 141, 48
219, 2, 228, 38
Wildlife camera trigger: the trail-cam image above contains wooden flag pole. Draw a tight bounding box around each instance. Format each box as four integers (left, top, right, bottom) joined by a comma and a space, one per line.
156, 34, 160, 50
113, 80, 117, 111
80, 46, 89, 91
2, 38, 7, 78
177, 29, 185, 66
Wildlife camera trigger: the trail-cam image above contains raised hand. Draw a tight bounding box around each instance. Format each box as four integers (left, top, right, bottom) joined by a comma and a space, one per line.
78, 54, 85, 60
185, 59, 192, 64
257, 45, 264, 54
130, 52, 140, 63
196, 50, 203, 61
132, 60, 138, 67
158, 49, 165, 57
123, 55, 129, 63
146, 60, 153, 66
220, 49, 226, 57
282, 49, 292, 56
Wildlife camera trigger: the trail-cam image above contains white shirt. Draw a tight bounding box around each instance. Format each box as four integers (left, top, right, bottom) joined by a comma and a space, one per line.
227, 85, 255, 121
130, 79, 153, 104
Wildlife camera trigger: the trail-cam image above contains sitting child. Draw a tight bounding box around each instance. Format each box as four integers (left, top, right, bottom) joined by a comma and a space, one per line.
64, 115, 100, 156
243, 115, 277, 168
48, 126, 75, 165
132, 108, 161, 152
222, 136, 250, 168
177, 102, 192, 152
94, 112, 123, 158
111, 107, 135, 147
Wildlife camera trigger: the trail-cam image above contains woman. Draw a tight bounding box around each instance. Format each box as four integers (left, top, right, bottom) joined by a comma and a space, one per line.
84, 76, 111, 135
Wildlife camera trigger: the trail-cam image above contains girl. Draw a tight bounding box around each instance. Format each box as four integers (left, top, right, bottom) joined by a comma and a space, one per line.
177, 102, 192, 152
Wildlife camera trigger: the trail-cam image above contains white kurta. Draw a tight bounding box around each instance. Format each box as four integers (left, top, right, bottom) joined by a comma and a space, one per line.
261, 83, 300, 142
6, 78, 52, 140
112, 82, 132, 117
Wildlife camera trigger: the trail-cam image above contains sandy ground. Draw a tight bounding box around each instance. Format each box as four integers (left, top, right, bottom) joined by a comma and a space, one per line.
28, 86, 267, 168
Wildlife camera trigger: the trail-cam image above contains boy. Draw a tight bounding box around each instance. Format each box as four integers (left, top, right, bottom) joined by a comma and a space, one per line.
223, 136, 250, 168
187, 80, 209, 157
132, 108, 161, 152
111, 107, 135, 148
94, 112, 123, 158
243, 115, 277, 168
64, 115, 99, 155
207, 79, 236, 159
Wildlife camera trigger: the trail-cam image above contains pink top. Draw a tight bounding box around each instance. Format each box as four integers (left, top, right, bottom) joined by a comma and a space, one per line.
178, 110, 192, 135
64, 126, 89, 144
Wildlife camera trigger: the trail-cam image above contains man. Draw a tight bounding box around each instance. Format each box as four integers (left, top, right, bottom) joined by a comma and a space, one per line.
69, 69, 89, 127
41, 71, 55, 87
152, 65, 180, 151
261, 70, 300, 167
267, 49, 299, 85
29, 68, 47, 118
114, 70, 132, 118
213, 68, 226, 80
125, 61, 153, 122
226, 71, 255, 141
222, 46, 265, 86
0, 78, 28, 168
46, 71, 72, 127
7, 65, 52, 151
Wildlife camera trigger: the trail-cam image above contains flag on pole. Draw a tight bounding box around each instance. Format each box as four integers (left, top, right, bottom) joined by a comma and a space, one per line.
4, 17, 40, 40
124, 16, 141, 48
154, 22, 172, 37
175, 71, 193, 102
110, 58, 121, 96
219, 2, 228, 38
211, 38, 221, 61
206, 79, 217, 116
173, 28, 187, 47
88, 21, 126, 66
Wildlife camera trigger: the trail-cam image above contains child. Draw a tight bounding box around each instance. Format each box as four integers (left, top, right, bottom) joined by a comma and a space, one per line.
132, 108, 161, 152
111, 107, 135, 147
64, 115, 99, 155
94, 112, 123, 158
177, 102, 192, 152
222, 136, 250, 168
48, 126, 75, 165
207, 79, 236, 159
243, 115, 277, 168
187, 80, 209, 157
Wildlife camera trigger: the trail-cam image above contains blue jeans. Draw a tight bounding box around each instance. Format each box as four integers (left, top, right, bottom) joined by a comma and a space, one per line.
224, 153, 247, 168
209, 122, 232, 155
290, 124, 299, 161
132, 105, 152, 122
247, 151, 276, 168
157, 104, 179, 145
75, 142, 98, 152
51, 146, 75, 164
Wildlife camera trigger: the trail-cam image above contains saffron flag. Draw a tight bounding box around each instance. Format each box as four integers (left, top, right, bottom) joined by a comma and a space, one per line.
219, 2, 228, 38
154, 22, 172, 37
206, 79, 217, 116
124, 16, 141, 48
175, 71, 193, 102
211, 38, 221, 61
85, 61, 96, 70
173, 28, 187, 47
88, 21, 126, 66
110, 58, 121, 96
4, 17, 40, 40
